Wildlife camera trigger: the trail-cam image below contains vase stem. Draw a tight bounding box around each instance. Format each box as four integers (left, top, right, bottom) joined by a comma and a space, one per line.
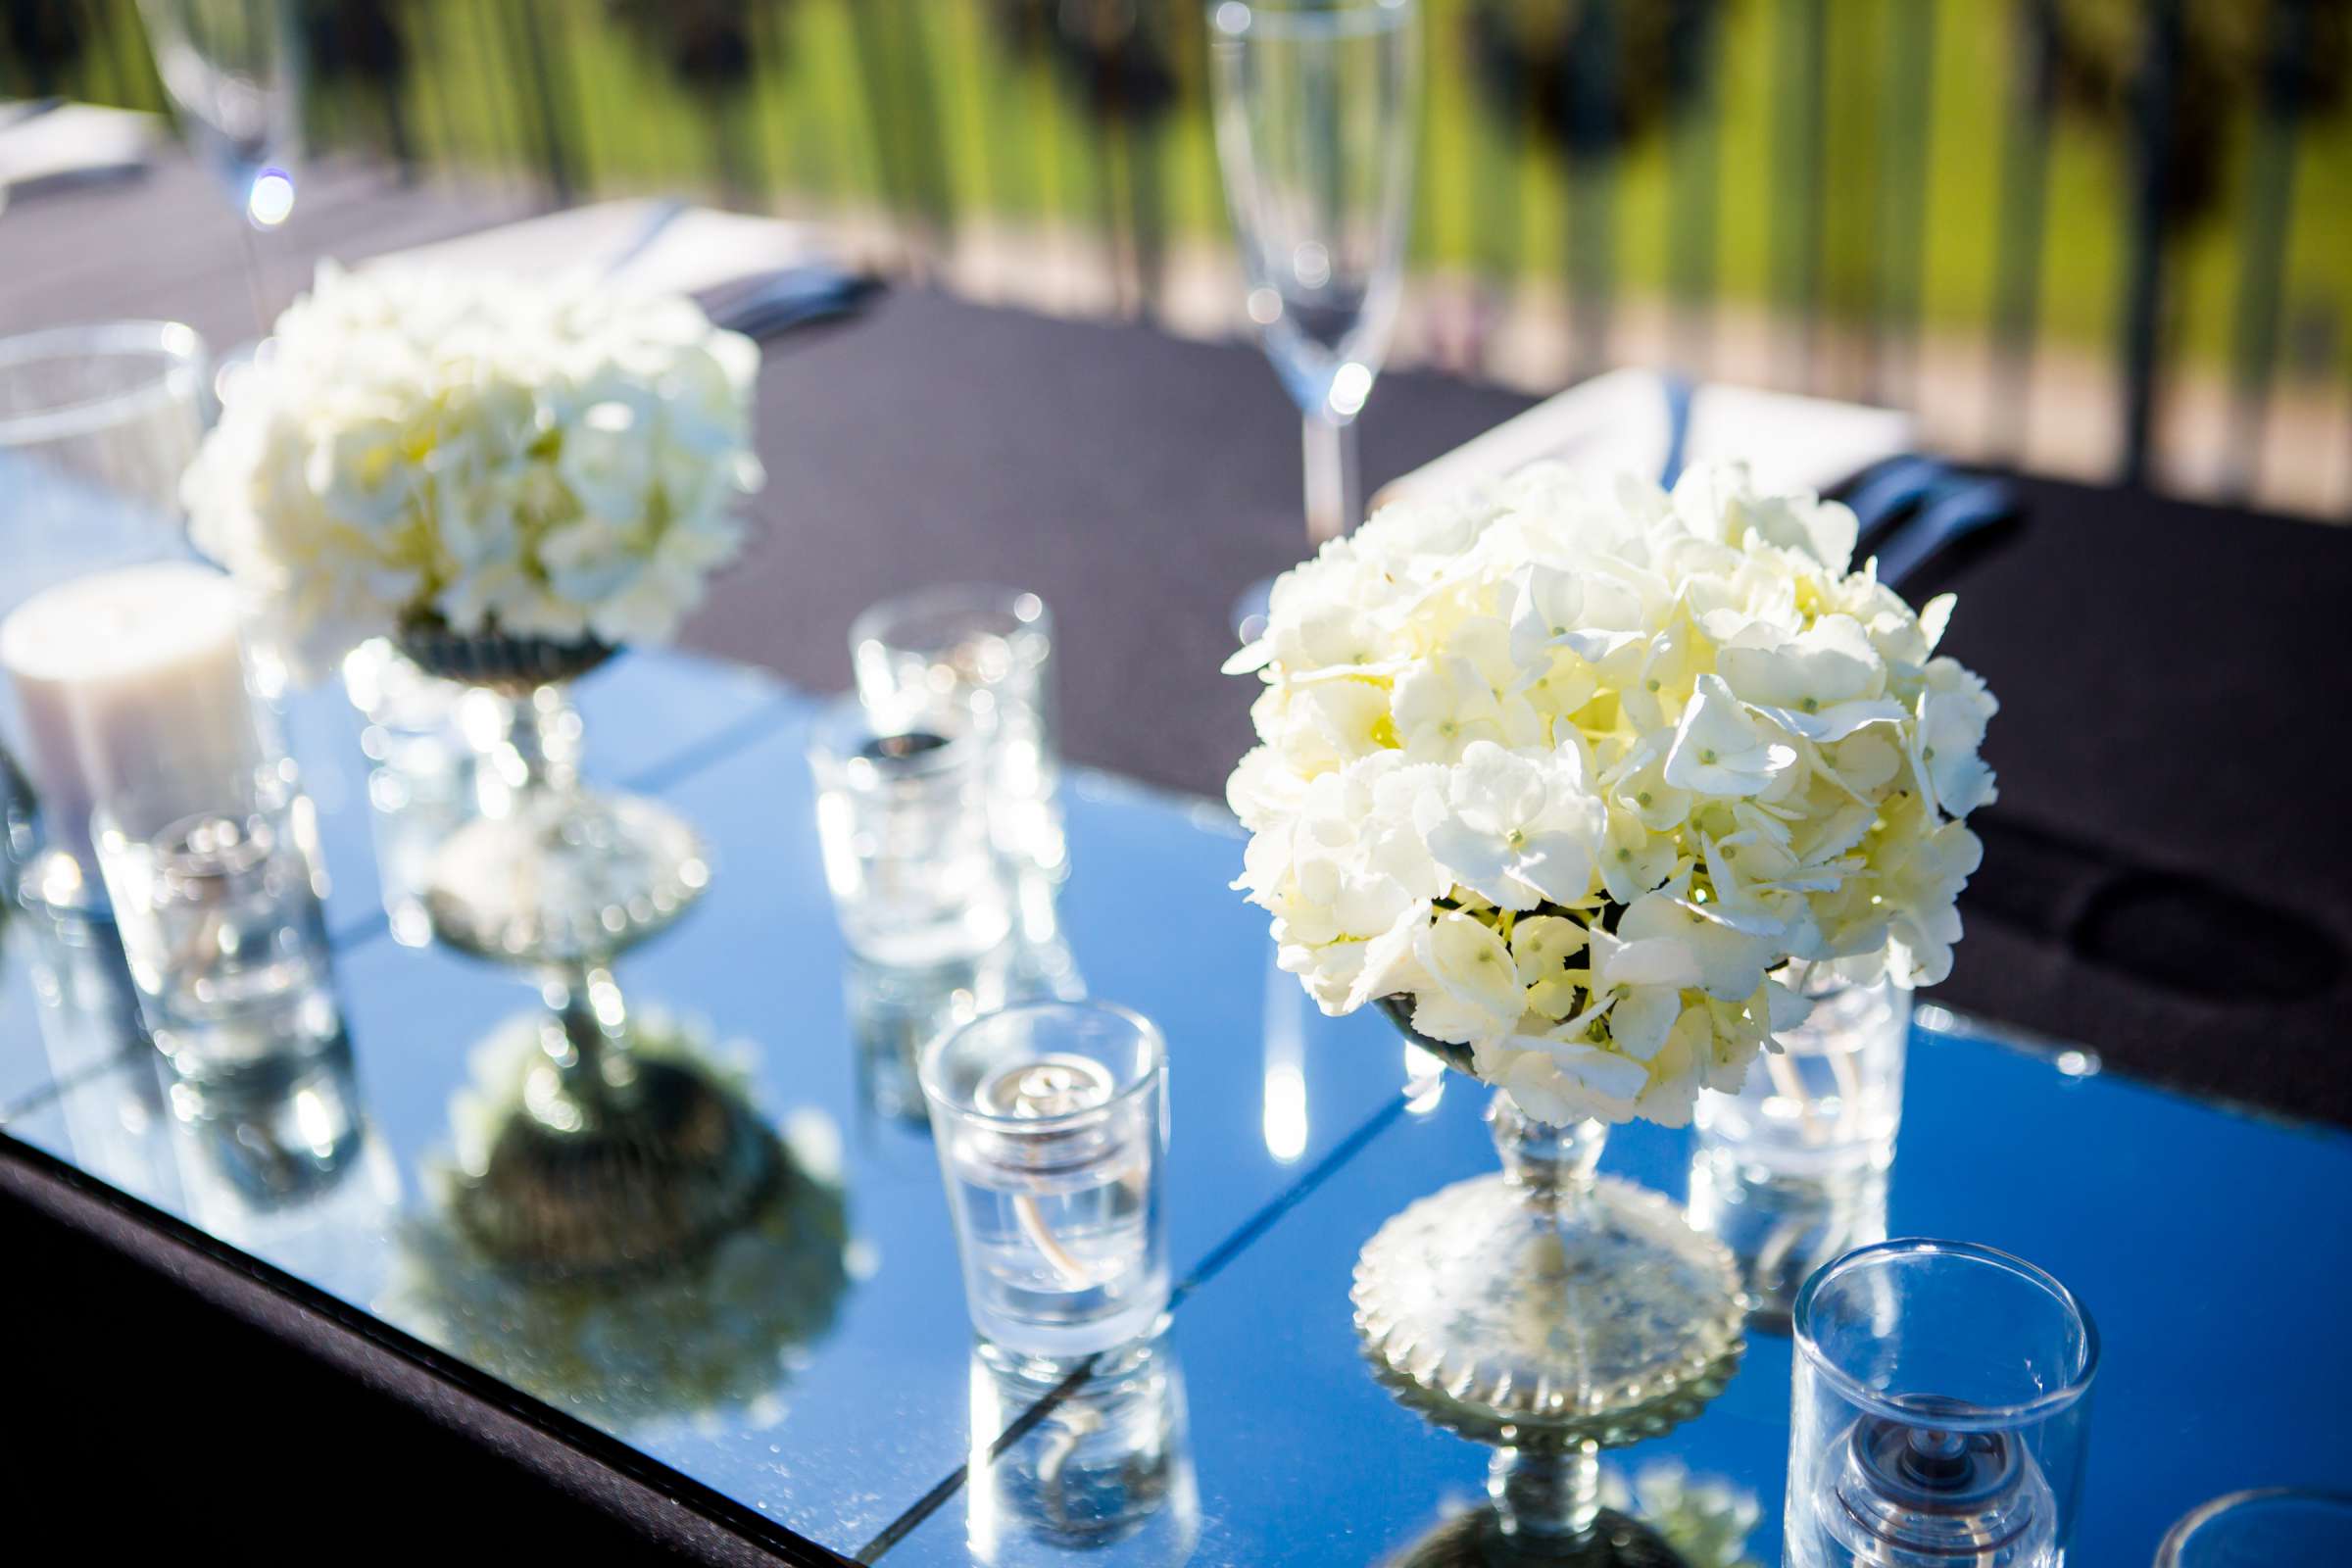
538, 962, 637, 1119
1489, 1441, 1602, 1550
1489, 1092, 1605, 1208
480, 682, 583, 812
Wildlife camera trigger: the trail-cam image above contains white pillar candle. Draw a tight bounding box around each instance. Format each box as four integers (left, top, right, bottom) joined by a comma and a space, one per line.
0, 562, 266, 869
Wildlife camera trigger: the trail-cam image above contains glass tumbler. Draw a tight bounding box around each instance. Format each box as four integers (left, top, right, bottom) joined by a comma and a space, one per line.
809, 697, 1015, 966
1696, 962, 1912, 1179
96, 780, 339, 1087
921, 1002, 1170, 1361
0, 320, 212, 906
2156, 1489, 2352, 1566
851, 586, 1062, 878
1788, 1240, 2097, 1568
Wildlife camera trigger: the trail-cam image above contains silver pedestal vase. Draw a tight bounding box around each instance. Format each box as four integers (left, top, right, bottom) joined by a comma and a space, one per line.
1354, 1001, 1744, 1564
400, 622, 777, 1275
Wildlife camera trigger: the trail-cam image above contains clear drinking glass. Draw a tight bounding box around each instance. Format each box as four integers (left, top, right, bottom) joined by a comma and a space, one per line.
1208, 0, 1418, 626
0, 321, 213, 906
137, 0, 301, 229
95, 780, 340, 1088
2156, 1490, 2352, 1567
921, 1002, 1170, 1361
1687, 1154, 1888, 1336
809, 697, 1015, 966
1788, 1240, 2098, 1568
1696, 963, 1912, 1179
852, 586, 1063, 879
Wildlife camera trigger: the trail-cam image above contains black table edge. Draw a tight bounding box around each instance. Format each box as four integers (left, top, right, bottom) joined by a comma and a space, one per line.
0, 1127, 853, 1568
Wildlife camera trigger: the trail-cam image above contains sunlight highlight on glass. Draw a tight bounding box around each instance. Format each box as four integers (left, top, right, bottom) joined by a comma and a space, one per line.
245, 168, 294, 227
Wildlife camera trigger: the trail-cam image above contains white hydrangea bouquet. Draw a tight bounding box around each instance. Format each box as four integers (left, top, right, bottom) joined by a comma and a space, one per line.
1227, 462, 1995, 1132
184, 262, 764, 675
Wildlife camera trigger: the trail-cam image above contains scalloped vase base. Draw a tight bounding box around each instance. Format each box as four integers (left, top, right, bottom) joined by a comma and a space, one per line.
423, 789, 707, 965
1353, 1161, 1744, 1447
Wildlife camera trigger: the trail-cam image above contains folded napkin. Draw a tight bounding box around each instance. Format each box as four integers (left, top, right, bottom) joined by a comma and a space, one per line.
367, 198, 826, 299
0, 100, 155, 203
1374, 367, 1914, 508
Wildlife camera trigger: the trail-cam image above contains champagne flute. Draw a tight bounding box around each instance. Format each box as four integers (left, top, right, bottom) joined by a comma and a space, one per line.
137, 0, 301, 334
1208, 0, 1418, 638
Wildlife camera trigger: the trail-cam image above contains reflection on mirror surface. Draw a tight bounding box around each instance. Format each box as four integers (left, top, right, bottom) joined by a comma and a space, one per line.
845, 876, 1085, 1133
1686, 1151, 1890, 1337
385, 1012, 855, 1434
1258, 949, 1308, 1163
162, 1033, 403, 1280
965, 1328, 1198, 1566
1383, 1459, 1765, 1568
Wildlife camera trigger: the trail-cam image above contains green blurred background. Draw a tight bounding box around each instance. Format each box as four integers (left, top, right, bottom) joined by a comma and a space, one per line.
11, 0, 2349, 510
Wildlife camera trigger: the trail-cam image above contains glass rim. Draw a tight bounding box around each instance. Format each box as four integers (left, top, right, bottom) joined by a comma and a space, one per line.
919, 1000, 1166, 1134
0, 320, 207, 446
850, 583, 1052, 661
2158, 1488, 2352, 1566
1209, 0, 1418, 41
809, 692, 986, 783
1791, 1237, 2100, 1430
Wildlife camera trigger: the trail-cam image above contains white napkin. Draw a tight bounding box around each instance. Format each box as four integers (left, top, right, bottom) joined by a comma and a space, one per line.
1375, 367, 1913, 508
366, 198, 824, 297
0, 100, 156, 202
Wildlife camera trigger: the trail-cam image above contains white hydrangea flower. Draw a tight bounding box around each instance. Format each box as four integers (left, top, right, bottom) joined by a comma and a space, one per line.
1228, 460, 1996, 1128
183, 262, 763, 677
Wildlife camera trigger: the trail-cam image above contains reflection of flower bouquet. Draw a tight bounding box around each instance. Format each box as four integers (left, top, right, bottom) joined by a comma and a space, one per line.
183, 263, 763, 676
1599, 1462, 1761, 1568
384, 1012, 852, 1432
1229, 464, 1996, 1129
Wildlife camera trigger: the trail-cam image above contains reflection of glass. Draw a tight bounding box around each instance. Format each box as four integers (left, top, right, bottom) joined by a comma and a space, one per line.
809, 696, 1014, 966
2156, 1489, 2352, 1567
136, 0, 301, 229
965, 1329, 1199, 1565
342, 638, 471, 947
21, 905, 173, 1200
1788, 1240, 2097, 1568
96, 780, 338, 1089
163, 1032, 403, 1286
1696, 962, 1911, 1179
1382, 1459, 1759, 1568
846, 917, 1086, 1130
391, 1021, 850, 1433
1356, 1011, 1745, 1545
922, 1002, 1170, 1360
1365, 1311, 1738, 1568
852, 585, 1064, 879
1209, 0, 1418, 629
0, 322, 211, 906
1259, 946, 1310, 1162
1687, 1152, 1889, 1336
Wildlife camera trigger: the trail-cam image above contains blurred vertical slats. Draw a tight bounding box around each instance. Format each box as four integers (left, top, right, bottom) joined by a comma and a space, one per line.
1988, 0, 2056, 465
2117, 0, 2181, 485
1874, 0, 1936, 410
1769, 0, 1826, 391
14, 0, 2352, 516
2226, 0, 2313, 500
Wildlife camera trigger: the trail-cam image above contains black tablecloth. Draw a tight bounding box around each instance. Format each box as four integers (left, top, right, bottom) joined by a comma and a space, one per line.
704, 287, 2352, 1127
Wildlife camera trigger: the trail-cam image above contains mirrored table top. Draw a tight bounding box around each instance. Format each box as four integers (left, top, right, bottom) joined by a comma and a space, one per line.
3, 651, 2347, 1566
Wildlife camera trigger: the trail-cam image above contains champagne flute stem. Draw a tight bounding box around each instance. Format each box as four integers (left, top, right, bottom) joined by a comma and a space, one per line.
1302, 413, 1360, 546
237, 220, 273, 338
